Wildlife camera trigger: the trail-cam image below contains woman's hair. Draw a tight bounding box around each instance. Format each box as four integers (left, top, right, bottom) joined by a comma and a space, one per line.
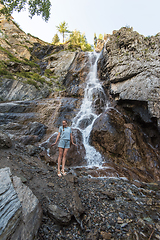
63, 120, 67, 131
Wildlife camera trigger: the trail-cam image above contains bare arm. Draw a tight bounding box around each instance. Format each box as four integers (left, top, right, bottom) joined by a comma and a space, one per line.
70, 133, 77, 146
51, 132, 61, 146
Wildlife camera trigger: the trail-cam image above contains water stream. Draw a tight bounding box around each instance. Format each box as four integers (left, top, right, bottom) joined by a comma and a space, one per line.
72, 52, 108, 167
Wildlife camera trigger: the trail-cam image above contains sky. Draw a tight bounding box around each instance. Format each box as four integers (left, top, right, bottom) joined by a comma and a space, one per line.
12, 0, 160, 45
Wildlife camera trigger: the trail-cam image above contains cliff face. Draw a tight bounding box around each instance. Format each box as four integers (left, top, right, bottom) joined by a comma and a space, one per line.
98, 27, 160, 130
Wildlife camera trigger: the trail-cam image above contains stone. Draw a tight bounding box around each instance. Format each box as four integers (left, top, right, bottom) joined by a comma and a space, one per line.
0, 168, 42, 240
0, 131, 12, 148
47, 204, 71, 225
100, 231, 112, 240
71, 190, 85, 218
0, 168, 22, 240
98, 27, 160, 129
0, 79, 50, 102
90, 108, 125, 155
25, 122, 47, 141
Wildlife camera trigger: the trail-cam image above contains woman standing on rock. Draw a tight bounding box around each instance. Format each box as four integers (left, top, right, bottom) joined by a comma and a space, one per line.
51, 120, 77, 177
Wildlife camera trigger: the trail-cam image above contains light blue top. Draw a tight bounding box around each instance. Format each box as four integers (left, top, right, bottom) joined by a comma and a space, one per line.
59, 126, 72, 140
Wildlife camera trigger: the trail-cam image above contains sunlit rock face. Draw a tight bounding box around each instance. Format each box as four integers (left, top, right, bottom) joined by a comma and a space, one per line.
98, 27, 160, 130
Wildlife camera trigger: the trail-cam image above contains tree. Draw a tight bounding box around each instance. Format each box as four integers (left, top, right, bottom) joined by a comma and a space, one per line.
52, 33, 60, 44
56, 21, 70, 43
68, 30, 93, 52
0, 0, 51, 21
98, 34, 103, 40
94, 33, 97, 48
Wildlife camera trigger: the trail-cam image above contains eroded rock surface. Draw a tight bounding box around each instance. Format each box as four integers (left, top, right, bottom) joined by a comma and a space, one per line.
0, 167, 42, 240
98, 27, 160, 129
90, 108, 160, 182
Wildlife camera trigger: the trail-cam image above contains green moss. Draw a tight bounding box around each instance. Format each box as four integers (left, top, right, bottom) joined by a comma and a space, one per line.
24, 79, 39, 89
0, 61, 14, 79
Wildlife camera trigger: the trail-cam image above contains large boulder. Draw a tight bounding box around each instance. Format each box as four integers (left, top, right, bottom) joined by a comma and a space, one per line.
90, 108, 160, 181
0, 167, 42, 240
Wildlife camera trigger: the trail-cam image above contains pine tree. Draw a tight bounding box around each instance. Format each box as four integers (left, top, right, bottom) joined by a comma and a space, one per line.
52, 34, 60, 44
0, 0, 51, 21
56, 21, 70, 43
94, 33, 97, 48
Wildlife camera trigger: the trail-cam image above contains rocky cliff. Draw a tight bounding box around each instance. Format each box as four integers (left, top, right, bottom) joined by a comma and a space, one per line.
0, 13, 160, 240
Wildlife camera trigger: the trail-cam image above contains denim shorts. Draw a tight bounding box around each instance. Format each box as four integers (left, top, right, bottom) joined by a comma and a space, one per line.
58, 139, 70, 149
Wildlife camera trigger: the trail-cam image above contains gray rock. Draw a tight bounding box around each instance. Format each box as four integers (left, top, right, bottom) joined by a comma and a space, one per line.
0, 167, 42, 240
25, 122, 47, 140
0, 79, 50, 102
48, 204, 71, 225
0, 168, 22, 240
0, 131, 12, 148
11, 176, 42, 240
98, 27, 160, 128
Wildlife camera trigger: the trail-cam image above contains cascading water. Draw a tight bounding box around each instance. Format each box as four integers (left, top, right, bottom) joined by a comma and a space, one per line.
72, 51, 108, 167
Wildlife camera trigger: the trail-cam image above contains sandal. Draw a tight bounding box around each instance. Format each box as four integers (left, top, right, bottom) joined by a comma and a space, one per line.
61, 170, 66, 176
57, 170, 61, 177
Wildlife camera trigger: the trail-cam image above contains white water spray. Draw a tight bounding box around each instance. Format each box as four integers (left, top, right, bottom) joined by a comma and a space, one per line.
72, 52, 108, 167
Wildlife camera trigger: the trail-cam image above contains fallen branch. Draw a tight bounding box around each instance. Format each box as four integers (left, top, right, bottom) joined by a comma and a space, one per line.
148, 229, 154, 240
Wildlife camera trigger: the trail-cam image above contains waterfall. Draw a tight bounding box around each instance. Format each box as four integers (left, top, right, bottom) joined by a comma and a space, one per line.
72, 51, 108, 167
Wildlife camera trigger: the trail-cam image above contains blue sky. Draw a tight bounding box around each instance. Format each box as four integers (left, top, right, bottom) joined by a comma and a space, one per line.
12, 0, 160, 45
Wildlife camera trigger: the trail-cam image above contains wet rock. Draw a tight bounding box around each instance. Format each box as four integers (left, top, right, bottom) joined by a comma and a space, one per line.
90, 108, 160, 181
90, 108, 125, 155
0, 131, 12, 148
54, 98, 82, 127
63, 52, 90, 97
25, 122, 47, 141
47, 204, 71, 225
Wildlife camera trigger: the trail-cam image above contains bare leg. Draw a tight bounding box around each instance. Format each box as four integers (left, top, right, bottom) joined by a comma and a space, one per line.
61, 148, 69, 173
58, 148, 63, 173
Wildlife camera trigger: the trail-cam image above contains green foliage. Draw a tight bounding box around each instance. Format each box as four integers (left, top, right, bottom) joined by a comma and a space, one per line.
52, 33, 60, 45
44, 69, 58, 79
25, 79, 39, 89
56, 21, 70, 43
98, 34, 103, 40
68, 30, 93, 52
94, 33, 97, 48
0, 61, 14, 79
0, 0, 51, 21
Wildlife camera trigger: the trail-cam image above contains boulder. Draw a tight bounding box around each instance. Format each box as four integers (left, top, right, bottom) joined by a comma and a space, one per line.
0, 167, 42, 240
90, 108, 125, 155
47, 205, 71, 225
90, 108, 160, 181
0, 131, 12, 148
0, 168, 22, 240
